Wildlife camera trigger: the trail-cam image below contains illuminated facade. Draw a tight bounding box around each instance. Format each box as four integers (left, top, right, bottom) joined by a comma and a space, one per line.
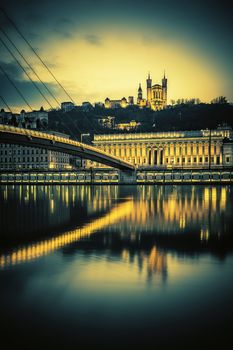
0, 144, 70, 170
104, 72, 167, 110
137, 83, 147, 107
92, 126, 233, 168
105, 97, 128, 109
147, 73, 167, 110
115, 120, 141, 131
137, 73, 167, 110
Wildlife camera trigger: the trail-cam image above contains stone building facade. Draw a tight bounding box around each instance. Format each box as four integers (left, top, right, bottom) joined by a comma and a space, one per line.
0, 144, 70, 171
91, 126, 233, 169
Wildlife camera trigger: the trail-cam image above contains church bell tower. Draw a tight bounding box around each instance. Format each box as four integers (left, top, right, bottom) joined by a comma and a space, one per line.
162, 71, 167, 108
137, 83, 143, 104
146, 73, 152, 106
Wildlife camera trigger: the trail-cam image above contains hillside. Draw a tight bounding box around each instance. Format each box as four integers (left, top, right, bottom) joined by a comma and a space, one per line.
48, 103, 233, 139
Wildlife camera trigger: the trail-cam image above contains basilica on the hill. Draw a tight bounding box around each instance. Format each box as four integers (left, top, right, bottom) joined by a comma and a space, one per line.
137, 73, 167, 110
105, 72, 167, 111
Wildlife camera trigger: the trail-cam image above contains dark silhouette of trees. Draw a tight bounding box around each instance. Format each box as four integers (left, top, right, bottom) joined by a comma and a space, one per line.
211, 96, 228, 104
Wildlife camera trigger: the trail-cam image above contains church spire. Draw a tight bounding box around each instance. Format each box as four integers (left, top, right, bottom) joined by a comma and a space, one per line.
137, 83, 143, 102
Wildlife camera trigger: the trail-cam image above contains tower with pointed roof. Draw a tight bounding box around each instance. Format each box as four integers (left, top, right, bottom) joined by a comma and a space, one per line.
146, 73, 152, 106
143, 72, 168, 110
162, 71, 167, 108
137, 83, 143, 104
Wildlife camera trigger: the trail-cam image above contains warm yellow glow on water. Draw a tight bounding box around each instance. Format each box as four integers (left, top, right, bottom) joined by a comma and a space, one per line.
0, 185, 229, 270
0, 198, 133, 269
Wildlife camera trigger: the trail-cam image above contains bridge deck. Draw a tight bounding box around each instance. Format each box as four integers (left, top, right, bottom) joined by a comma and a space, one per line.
0, 125, 135, 171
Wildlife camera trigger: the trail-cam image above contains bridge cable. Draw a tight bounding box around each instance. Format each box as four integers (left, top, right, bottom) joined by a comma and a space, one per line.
0, 27, 61, 107
0, 35, 55, 110
0, 34, 83, 137
0, 63, 33, 111
0, 31, 84, 137
0, 7, 98, 134
0, 95, 13, 113
0, 7, 75, 105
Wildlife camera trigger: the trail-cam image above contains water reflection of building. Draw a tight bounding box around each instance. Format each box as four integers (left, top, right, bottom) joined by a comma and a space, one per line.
0, 185, 232, 271
105, 186, 230, 236
136, 246, 167, 282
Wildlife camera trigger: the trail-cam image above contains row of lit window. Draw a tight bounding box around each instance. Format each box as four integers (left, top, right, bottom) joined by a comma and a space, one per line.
0, 156, 48, 163
0, 164, 49, 169
0, 149, 47, 156
119, 155, 229, 165
101, 146, 220, 158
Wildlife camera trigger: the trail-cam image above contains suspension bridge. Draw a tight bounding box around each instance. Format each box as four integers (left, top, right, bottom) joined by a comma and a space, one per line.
0, 124, 135, 170
0, 7, 136, 171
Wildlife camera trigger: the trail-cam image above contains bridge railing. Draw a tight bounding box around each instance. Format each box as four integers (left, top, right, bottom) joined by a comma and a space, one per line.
0, 124, 134, 169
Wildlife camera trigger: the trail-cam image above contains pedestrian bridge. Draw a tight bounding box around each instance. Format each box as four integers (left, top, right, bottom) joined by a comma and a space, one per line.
0, 125, 135, 171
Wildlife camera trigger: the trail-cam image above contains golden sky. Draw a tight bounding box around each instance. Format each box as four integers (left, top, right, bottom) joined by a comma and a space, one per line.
0, 0, 232, 111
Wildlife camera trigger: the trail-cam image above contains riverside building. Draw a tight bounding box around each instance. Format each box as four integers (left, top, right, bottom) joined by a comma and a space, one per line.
91, 126, 233, 169
0, 143, 71, 170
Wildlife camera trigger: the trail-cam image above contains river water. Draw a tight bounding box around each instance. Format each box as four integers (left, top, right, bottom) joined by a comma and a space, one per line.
0, 185, 233, 349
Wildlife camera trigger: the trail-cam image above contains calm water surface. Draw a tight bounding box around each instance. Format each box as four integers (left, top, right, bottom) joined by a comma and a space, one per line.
0, 185, 233, 349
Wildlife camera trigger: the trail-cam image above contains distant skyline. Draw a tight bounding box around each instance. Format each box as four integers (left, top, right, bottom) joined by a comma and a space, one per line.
0, 0, 232, 112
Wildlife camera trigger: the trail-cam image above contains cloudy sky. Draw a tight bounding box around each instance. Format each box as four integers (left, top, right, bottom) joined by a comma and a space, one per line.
0, 0, 232, 111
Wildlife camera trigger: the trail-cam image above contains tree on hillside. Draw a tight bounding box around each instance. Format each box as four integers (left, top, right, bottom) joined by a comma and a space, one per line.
211, 96, 228, 104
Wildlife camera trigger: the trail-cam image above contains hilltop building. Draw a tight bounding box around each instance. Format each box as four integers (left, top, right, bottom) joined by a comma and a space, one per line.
19, 107, 48, 129
137, 73, 167, 110
98, 116, 115, 129
0, 109, 13, 124
104, 72, 167, 110
105, 97, 128, 109
82, 102, 93, 111
115, 120, 141, 131
61, 102, 75, 112
137, 84, 147, 107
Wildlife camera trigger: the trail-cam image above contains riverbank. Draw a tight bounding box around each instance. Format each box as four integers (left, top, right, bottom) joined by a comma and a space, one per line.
0, 168, 232, 184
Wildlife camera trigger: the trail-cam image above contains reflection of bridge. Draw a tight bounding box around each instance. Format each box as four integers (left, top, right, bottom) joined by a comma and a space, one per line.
0, 198, 133, 268
0, 125, 135, 171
